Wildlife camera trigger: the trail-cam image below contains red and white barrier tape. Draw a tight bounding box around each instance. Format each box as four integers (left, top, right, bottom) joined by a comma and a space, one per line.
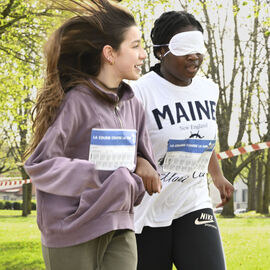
216, 141, 270, 160
1, 141, 270, 189
0, 179, 31, 190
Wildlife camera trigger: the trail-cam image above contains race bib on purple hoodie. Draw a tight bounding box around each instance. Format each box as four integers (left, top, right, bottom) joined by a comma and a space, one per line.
89, 129, 137, 171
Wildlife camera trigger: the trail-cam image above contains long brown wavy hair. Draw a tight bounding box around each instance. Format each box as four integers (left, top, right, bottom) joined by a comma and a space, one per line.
24, 0, 136, 158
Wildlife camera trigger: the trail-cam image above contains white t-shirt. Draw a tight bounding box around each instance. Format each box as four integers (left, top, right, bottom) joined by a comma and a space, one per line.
131, 71, 219, 233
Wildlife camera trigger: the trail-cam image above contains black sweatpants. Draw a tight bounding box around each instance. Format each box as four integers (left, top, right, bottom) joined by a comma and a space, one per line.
136, 208, 226, 270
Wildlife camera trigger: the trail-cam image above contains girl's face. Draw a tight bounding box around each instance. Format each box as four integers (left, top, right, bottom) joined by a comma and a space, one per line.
113, 26, 147, 81
160, 26, 204, 86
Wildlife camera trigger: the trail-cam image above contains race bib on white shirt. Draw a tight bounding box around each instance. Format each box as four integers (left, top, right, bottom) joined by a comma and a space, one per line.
163, 139, 216, 174
89, 129, 137, 171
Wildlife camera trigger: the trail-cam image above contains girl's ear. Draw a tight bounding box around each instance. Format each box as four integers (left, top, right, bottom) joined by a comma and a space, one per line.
102, 45, 115, 65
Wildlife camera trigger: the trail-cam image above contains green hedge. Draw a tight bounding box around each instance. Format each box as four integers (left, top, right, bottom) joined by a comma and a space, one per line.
0, 200, 36, 210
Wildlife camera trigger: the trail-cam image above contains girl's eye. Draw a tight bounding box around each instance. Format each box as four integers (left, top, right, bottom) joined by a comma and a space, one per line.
133, 41, 143, 49
133, 43, 140, 48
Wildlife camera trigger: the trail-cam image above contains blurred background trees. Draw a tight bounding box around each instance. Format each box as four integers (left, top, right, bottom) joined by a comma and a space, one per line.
0, 0, 269, 216
0, 0, 62, 215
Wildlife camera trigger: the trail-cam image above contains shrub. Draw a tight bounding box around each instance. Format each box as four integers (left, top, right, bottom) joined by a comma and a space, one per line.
0, 201, 4, 209
4, 201, 12, 210
31, 201, 36, 210
0, 200, 36, 210
13, 201, 22, 210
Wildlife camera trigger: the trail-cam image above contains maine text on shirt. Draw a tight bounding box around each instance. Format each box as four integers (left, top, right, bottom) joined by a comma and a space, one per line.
152, 100, 216, 130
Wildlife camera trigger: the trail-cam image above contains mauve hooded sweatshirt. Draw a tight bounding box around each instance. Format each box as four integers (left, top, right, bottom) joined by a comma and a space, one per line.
24, 79, 156, 248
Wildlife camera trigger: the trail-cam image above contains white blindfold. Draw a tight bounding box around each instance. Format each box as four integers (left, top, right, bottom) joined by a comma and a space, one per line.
153, 31, 206, 57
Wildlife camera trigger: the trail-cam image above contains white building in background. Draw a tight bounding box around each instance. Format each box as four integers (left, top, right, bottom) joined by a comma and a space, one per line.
209, 178, 248, 210
0, 186, 36, 201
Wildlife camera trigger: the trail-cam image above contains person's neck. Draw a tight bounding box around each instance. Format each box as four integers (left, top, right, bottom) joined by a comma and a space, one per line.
95, 78, 120, 93
96, 67, 121, 91
160, 65, 192, 86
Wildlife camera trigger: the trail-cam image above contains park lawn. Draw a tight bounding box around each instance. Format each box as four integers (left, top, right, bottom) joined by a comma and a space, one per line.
0, 210, 269, 270
0, 210, 44, 270
218, 215, 270, 270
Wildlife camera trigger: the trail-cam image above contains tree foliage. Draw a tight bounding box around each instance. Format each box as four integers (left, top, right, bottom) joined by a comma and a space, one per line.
1, 0, 269, 216
174, 0, 269, 216
0, 0, 62, 215
124, 0, 269, 216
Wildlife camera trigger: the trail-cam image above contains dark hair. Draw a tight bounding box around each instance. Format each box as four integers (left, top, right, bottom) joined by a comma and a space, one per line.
151, 11, 204, 59
25, 0, 136, 157
55, 0, 136, 89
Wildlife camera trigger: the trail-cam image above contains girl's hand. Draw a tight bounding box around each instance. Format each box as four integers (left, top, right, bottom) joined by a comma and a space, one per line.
213, 176, 234, 208
135, 157, 162, 195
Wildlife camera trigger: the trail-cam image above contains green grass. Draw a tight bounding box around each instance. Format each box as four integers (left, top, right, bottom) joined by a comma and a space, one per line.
0, 210, 44, 270
0, 210, 270, 270
217, 216, 270, 270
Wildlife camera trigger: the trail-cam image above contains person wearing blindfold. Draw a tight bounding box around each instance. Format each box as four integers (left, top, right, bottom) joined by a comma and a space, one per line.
131, 11, 234, 270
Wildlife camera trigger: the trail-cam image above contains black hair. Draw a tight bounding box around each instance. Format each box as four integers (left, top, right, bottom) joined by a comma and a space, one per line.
151, 11, 204, 60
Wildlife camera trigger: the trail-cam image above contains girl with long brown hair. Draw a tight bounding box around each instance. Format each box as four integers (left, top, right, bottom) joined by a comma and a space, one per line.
24, 1, 161, 269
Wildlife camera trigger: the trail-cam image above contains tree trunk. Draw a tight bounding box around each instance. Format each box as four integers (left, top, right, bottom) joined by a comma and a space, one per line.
262, 149, 270, 214
247, 159, 256, 211
221, 158, 235, 217
21, 167, 32, 217
22, 183, 32, 216
256, 155, 264, 213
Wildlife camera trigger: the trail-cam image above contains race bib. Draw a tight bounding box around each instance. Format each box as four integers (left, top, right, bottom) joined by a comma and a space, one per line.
89, 129, 137, 171
162, 139, 216, 174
